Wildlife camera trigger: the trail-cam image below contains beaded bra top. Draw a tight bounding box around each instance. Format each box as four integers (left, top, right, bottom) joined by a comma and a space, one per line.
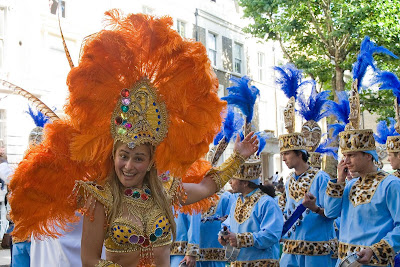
76, 181, 172, 253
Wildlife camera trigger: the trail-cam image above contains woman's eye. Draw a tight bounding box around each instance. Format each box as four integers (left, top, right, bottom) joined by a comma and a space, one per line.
135, 157, 144, 162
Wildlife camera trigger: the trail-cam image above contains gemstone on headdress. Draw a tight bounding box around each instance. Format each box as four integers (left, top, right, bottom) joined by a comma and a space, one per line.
121, 105, 129, 112
122, 98, 131, 106
129, 235, 139, 244
125, 123, 132, 129
124, 188, 133, 196
128, 142, 135, 148
121, 88, 130, 98
115, 116, 123, 125
117, 128, 127, 135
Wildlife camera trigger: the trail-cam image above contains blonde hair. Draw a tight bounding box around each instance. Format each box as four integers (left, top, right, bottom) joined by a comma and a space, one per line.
108, 142, 176, 240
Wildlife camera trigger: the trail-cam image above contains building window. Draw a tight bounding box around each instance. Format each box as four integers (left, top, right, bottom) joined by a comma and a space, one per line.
234, 43, 243, 74
0, 8, 5, 69
142, 6, 154, 15
49, 0, 66, 18
257, 52, 265, 82
0, 110, 5, 146
177, 20, 186, 38
208, 32, 217, 66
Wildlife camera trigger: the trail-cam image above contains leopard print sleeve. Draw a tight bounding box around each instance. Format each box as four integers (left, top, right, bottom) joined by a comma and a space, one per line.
326, 180, 345, 198
236, 232, 254, 248
278, 190, 286, 212
370, 239, 395, 266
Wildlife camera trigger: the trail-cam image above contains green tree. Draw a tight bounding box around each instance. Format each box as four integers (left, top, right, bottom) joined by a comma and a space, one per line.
239, 0, 400, 95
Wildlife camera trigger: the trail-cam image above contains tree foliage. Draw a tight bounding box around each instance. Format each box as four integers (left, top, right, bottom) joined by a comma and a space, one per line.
239, 0, 400, 118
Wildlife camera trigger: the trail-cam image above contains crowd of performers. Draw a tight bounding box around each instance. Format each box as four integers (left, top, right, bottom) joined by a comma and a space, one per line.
2, 10, 400, 267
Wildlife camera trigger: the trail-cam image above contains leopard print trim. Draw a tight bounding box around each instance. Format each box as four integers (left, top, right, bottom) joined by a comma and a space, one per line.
326, 180, 345, 198
349, 171, 388, 207
186, 243, 200, 257
234, 189, 264, 224
288, 168, 319, 202
236, 233, 254, 248
278, 191, 286, 212
282, 239, 336, 256
370, 240, 395, 266
331, 239, 338, 259
198, 248, 226, 261
393, 170, 400, 178
339, 241, 393, 266
231, 259, 279, 267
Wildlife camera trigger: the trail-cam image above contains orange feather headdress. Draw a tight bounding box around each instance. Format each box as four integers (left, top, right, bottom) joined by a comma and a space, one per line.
9, 10, 226, 241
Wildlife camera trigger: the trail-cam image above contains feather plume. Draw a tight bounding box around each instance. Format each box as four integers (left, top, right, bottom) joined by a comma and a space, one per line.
328, 123, 346, 138
255, 131, 269, 156
327, 91, 350, 124
26, 106, 50, 127
273, 64, 313, 100
58, 15, 74, 69
352, 36, 398, 91
0, 79, 59, 122
213, 107, 244, 145
371, 71, 400, 104
297, 83, 331, 122
315, 139, 338, 160
221, 76, 259, 123
374, 118, 399, 144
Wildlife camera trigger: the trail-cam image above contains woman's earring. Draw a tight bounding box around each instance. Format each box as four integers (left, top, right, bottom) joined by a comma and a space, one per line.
147, 159, 154, 171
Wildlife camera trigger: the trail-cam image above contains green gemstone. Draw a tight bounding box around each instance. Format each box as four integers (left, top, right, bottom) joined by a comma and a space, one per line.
133, 191, 140, 198
121, 105, 129, 112
117, 128, 127, 135
149, 234, 157, 242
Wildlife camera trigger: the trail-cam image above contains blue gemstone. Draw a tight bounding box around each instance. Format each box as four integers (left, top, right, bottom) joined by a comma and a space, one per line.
121, 230, 124, 232
159, 220, 162, 223
155, 228, 163, 237
117, 235, 120, 237
158, 115, 160, 119
153, 102, 156, 106
158, 121, 161, 125
156, 109, 158, 112
128, 230, 132, 233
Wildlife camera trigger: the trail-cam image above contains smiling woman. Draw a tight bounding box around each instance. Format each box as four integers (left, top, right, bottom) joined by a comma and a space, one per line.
8, 10, 259, 267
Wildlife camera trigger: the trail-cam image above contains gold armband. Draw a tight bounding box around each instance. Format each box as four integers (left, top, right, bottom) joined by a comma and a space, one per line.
207, 151, 246, 191
95, 260, 122, 267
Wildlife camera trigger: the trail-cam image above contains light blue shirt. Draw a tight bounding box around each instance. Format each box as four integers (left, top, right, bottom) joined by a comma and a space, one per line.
282, 169, 336, 242
222, 188, 283, 261
325, 174, 400, 266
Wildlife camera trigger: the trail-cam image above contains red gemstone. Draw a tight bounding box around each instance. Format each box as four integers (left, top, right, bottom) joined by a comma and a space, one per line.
121, 89, 130, 97
142, 238, 150, 247
124, 188, 133, 196
141, 193, 148, 201
115, 116, 123, 125
138, 236, 145, 244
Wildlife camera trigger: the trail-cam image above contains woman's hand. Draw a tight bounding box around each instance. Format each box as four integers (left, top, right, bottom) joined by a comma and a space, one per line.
233, 132, 259, 159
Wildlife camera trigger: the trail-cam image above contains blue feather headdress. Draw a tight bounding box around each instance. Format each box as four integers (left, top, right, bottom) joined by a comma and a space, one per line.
221, 76, 260, 124
274, 64, 313, 100
328, 91, 350, 124
328, 123, 346, 138
315, 139, 338, 160
254, 131, 269, 156
297, 82, 331, 122
374, 118, 399, 144
371, 71, 400, 105
213, 106, 244, 145
352, 36, 398, 91
26, 105, 50, 127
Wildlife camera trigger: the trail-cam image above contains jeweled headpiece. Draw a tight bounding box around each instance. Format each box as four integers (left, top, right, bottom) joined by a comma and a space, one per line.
340, 36, 398, 153
111, 79, 168, 149
371, 71, 400, 153
274, 64, 308, 152
9, 10, 226, 241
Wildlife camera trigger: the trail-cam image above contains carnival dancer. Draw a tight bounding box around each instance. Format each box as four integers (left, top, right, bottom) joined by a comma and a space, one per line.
8, 11, 259, 267
275, 64, 336, 267
324, 36, 400, 266
170, 211, 201, 267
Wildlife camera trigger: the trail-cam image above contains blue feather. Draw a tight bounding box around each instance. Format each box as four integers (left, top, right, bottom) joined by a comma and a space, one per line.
327, 91, 350, 124
254, 131, 269, 156
328, 123, 346, 138
213, 107, 244, 145
221, 76, 260, 123
374, 118, 400, 144
274, 64, 310, 100
352, 36, 398, 91
25, 106, 50, 127
315, 139, 338, 160
371, 71, 400, 104
297, 82, 331, 122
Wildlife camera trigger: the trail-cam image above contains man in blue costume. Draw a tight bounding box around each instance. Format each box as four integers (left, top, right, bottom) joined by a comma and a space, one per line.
218, 155, 283, 266
197, 190, 232, 267
170, 211, 201, 267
